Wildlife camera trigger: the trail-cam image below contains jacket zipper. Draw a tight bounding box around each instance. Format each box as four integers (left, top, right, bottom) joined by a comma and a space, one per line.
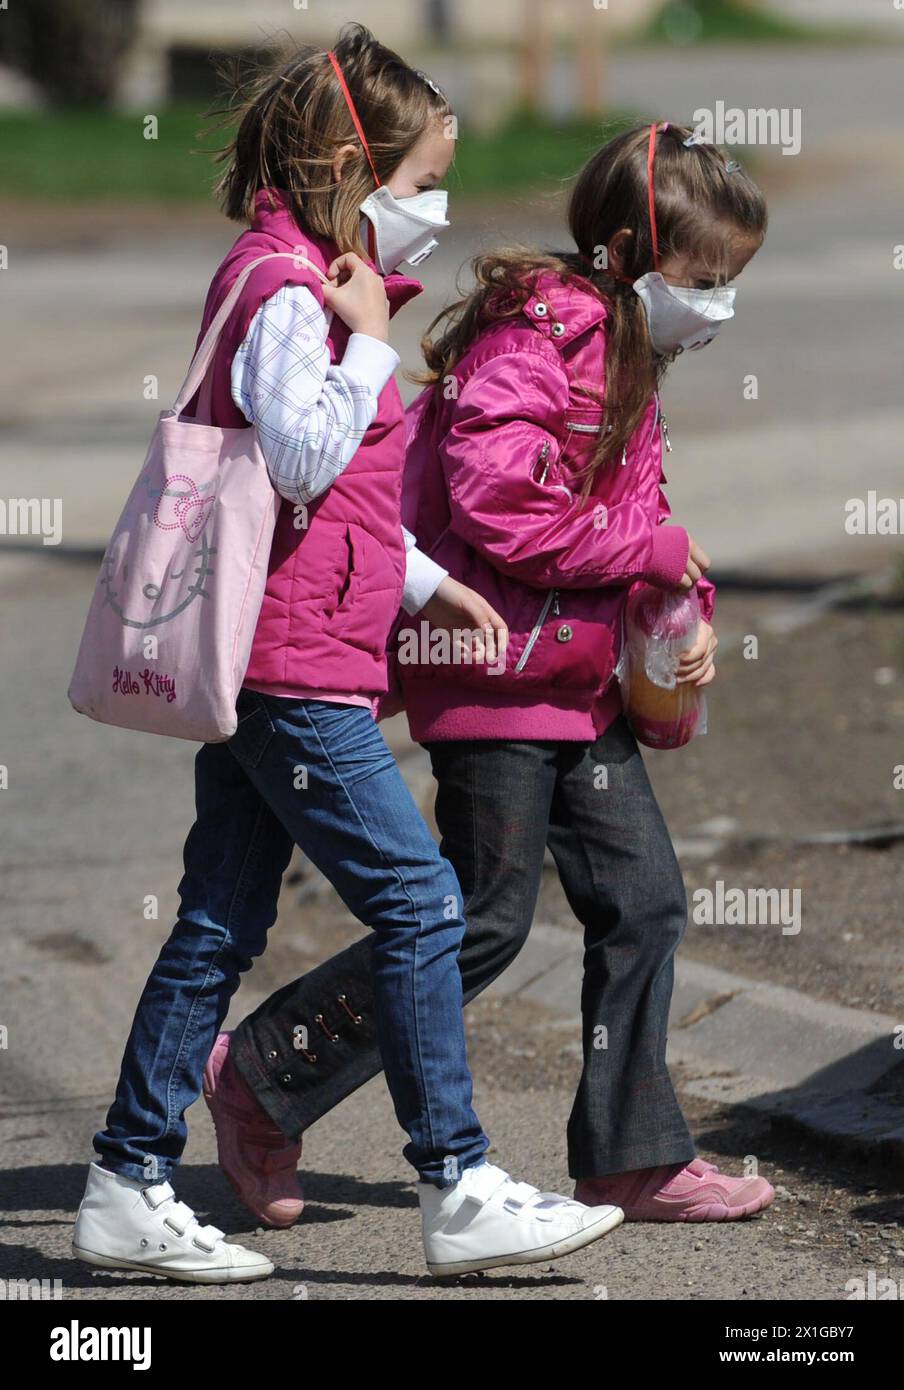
604, 603, 628, 695
515, 587, 558, 672
652, 393, 673, 453
520, 437, 565, 672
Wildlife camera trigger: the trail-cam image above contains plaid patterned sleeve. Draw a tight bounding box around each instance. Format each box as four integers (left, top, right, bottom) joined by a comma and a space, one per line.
230, 284, 400, 505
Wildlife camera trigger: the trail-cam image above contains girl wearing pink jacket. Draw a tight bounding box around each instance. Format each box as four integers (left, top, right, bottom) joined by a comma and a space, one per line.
206, 122, 777, 1227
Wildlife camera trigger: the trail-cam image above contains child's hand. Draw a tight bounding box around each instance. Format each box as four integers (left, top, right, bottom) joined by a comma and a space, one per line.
421, 577, 509, 668
676, 619, 717, 686
677, 536, 711, 592
322, 253, 390, 342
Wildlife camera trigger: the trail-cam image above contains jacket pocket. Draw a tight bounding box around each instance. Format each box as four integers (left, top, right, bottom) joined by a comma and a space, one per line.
514, 587, 558, 672
512, 587, 619, 694
529, 436, 574, 500
562, 406, 607, 468
327, 523, 401, 657
303, 518, 349, 600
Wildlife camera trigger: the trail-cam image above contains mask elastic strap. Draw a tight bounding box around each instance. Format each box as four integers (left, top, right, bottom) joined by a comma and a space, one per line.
646, 120, 669, 273
327, 50, 382, 189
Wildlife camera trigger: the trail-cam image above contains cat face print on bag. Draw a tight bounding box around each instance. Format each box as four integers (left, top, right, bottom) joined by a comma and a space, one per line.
100, 471, 217, 631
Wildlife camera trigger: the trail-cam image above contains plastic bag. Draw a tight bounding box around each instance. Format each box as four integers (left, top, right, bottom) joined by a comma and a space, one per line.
617, 584, 708, 750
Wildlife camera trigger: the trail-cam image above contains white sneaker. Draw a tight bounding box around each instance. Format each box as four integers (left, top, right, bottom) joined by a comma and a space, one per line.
72, 1162, 274, 1284
420, 1161, 624, 1277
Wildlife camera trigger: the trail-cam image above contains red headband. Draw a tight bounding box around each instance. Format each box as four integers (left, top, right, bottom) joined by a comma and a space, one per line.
646, 121, 670, 271
327, 50, 381, 189
606, 121, 670, 286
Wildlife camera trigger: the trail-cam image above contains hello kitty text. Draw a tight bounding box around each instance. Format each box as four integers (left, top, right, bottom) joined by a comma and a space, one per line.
112, 667, 177, 702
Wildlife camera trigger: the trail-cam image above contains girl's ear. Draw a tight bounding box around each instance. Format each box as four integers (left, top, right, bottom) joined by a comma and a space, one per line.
331, 144, 360, 184
607, 228, 634, 277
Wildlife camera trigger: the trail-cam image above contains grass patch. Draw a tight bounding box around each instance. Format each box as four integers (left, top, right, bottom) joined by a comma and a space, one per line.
638, 0, 875, 46
451, 110, 638, 198
0, 105, 224, 202
0, 106, 640, 204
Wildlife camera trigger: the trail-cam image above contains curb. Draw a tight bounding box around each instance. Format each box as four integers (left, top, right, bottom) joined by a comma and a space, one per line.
291, 738, 904, 1169
484, 922, 904, 1168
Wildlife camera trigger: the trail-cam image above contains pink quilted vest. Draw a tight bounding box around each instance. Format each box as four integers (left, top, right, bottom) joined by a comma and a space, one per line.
189, 188, 422, 697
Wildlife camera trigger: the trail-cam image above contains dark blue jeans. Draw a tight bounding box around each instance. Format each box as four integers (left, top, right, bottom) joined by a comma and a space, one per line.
95, 691, 489, 1187
230, 716, 697, 1179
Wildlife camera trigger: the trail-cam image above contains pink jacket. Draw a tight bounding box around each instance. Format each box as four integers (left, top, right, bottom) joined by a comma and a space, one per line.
396, 270, 715, 742
192, 188, 422, 698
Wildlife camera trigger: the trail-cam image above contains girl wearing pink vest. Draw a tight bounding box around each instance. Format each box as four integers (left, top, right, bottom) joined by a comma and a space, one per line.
73, 27, 623, 1283
207, 124, 778, 1228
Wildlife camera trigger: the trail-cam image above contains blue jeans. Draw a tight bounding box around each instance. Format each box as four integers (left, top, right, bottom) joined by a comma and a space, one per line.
231, 718, 696, 1178
94, 690, 489, 1187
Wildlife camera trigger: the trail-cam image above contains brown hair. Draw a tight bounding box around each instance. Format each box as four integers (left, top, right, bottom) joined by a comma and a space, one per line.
421, 122, 767, 497
209, 23, 451, 255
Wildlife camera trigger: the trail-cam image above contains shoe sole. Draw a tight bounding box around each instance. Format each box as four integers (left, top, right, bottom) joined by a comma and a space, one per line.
72, 1244, 274, 1285
210, 1149, 304, 1230
425, 1204, 624, 1278
202, 1055, 303, 1231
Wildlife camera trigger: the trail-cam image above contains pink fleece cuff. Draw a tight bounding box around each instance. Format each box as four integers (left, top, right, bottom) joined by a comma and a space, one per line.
646, 524, 690, 589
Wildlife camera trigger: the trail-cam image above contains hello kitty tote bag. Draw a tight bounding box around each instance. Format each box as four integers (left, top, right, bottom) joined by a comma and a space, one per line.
68, 251, 328, 743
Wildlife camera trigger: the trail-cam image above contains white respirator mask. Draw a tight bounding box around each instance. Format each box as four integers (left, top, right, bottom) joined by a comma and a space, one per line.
630, 120, 739, 355
633, 272, 736, 354
359, 185, 450, 275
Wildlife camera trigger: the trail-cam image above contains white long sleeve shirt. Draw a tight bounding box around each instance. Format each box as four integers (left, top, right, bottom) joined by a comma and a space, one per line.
231, 283, 447, 618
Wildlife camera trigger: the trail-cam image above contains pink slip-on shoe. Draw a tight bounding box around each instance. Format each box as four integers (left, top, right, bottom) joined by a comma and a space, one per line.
575, 1158, 775, 1222
202, 1032, 304, 1229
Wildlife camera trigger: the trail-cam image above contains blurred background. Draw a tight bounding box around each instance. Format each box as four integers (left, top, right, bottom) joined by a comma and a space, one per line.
2, 0, 902, 561
1, 0, 903, 1301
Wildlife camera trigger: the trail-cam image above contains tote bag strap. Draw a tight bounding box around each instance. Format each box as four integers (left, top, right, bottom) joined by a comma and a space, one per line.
172, 250, 332, 417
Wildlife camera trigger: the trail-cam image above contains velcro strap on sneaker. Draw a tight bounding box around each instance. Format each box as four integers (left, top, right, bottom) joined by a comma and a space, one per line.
141, 1182, 175, 1211
192, 1224, 225, 1254
460, 1167, 512, 1208
500, 1180, 542, 1213
161, 1200, 196, 1237
530, 1193, 585, 1221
